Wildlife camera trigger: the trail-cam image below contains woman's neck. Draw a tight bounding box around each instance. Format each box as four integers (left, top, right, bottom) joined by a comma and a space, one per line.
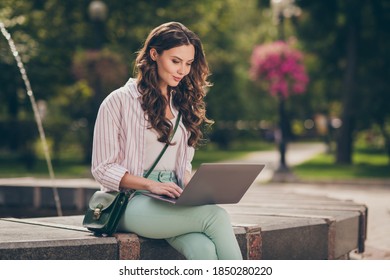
159, 83, 168, 97
163, 88, 174, 119
160, 86, 172, 101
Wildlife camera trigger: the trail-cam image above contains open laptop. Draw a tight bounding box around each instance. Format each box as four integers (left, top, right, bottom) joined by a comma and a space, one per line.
141, 163, 265, 206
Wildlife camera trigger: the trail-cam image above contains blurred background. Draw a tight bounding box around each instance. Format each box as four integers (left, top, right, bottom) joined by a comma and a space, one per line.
0, 0, 389, 181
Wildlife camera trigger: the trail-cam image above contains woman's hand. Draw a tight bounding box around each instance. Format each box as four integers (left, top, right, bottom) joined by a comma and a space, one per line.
146, 181, 183, 198
120, 172, 182, 198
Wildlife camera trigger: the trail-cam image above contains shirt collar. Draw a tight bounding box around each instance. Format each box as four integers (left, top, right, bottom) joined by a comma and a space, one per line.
125, 78, 142, 99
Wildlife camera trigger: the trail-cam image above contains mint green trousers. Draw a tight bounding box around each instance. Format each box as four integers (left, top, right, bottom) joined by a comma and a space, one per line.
117, 171, 243, 260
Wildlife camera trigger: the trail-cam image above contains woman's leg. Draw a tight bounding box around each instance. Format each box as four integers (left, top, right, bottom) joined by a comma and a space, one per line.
117, 194, 242, 260
166, 233, 218, 260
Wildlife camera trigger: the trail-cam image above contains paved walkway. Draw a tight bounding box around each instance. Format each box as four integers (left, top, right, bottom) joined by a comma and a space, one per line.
233, 142, 390, 260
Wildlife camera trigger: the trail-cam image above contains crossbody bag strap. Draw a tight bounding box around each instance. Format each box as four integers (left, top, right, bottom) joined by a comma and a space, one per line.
143, 112, 182, 178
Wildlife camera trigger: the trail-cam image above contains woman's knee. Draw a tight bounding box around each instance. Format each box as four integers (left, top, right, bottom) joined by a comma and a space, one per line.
167, 233, 218, 260
182, 237, 218, 260
186, 240, 218, 260
202, 205, 231, 223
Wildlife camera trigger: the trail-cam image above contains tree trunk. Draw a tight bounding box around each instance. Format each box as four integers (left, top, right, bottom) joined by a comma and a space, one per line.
378, 121, 390, 166
278, 95, 288, 171
336, 7, 359, 164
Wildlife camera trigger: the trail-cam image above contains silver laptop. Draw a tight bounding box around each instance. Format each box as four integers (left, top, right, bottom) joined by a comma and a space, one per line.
142, 163, 265, 206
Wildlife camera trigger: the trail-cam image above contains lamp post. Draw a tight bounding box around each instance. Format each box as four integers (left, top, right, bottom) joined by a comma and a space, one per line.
270, 0, 301, 178
88, 0, 108, 49
84, 1, 108, 162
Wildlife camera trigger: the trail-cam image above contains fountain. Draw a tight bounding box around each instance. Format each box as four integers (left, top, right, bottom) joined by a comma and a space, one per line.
0, 21, 62, 216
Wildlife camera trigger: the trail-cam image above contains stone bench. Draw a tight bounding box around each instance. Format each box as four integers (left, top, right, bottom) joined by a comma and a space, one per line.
225, 186, 368, 259
0, 187, 367, 260
0, 179, 367, 260
0, 216, 260, 260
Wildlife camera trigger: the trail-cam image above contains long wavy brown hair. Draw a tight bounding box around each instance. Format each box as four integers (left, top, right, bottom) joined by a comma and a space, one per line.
134, 22, 213, 147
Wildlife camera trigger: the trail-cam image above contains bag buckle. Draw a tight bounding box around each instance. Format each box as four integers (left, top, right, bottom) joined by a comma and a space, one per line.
93, 203, 103, 220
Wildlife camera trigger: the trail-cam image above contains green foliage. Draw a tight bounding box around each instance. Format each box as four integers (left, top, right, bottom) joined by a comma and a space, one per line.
2, 0, 389, 169
1, 0, 272, 157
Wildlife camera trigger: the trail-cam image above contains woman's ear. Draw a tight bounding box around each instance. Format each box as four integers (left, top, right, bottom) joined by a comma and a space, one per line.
150, 48, 158, 61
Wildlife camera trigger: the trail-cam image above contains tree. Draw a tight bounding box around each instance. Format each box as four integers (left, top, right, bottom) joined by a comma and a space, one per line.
296, 0, 390, 164
1, 0, 279, 161
250, 40, 309, 171
71, 49, 128, 162
335, 1, 361, 164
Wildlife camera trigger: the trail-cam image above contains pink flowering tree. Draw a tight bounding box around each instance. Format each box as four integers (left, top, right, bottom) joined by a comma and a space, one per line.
250, 40, 309, 174
250, 40, 309, 99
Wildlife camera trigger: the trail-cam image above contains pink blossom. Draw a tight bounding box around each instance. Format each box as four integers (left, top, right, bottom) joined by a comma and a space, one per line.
250, 41, 309, 98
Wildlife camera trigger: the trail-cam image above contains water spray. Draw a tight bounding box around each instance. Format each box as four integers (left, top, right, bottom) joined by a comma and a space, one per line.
0, 21, 63, 216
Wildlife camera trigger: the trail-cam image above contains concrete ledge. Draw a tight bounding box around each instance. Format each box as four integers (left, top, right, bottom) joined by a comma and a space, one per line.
223, 188, 367, 259
0, 182, 368, 260
0, 217, 260, 260
114, 224, 261, 260
0, 218, 117, 260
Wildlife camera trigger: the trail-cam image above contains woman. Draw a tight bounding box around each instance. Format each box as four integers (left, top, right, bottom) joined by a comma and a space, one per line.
91, 22, 242, 260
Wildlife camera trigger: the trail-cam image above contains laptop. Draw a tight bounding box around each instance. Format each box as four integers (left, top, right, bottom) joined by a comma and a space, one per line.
141, 163, 265, 206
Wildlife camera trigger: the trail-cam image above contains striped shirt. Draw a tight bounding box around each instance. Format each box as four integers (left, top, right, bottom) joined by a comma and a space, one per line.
91, 78, 195, 192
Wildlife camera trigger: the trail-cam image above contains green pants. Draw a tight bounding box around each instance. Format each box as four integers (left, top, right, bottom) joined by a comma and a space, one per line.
117, 171, 243, 260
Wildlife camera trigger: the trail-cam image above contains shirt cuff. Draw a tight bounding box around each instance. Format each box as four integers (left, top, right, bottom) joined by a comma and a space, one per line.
101, 164, 129, 192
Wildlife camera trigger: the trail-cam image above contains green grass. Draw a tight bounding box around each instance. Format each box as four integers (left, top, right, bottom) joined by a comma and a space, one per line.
1, 142, 388, 180
192, 150, 248, 169
0, 159, 92, 178
192, 141, 275, 169
292, 147, 390, 180
0, 140, 274, 178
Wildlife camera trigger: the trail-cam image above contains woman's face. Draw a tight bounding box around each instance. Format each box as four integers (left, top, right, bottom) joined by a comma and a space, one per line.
151, 44, 195, 94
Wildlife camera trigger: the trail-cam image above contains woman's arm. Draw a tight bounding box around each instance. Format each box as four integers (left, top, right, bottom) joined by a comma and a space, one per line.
183, 146, 195, 187
91, 101, 129, 191
184, 170, 193, 187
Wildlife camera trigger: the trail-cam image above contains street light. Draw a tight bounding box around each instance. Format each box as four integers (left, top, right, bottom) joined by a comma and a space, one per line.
88, 0, 108, 49
271, 0, 301, 40
271, 0, 301, 25
270, 0, 301, 179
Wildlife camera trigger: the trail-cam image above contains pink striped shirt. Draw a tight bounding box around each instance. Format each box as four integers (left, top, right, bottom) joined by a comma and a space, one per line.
91, 78, 195, 192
